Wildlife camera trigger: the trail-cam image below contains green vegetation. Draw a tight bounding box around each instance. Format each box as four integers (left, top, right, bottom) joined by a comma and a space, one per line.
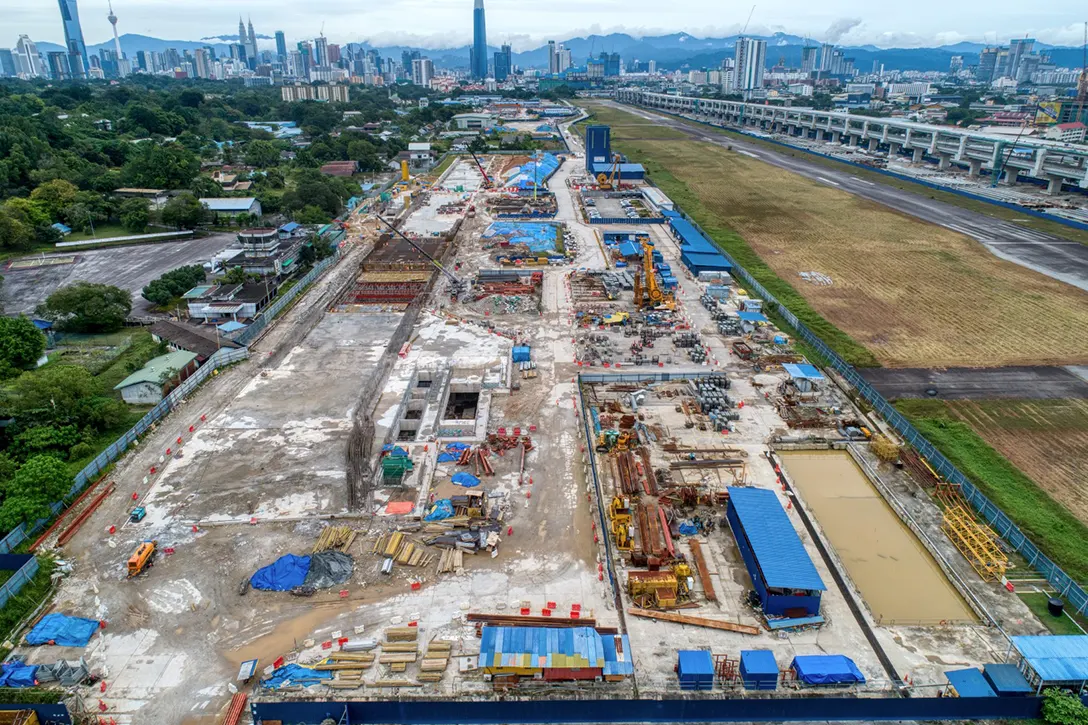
0, 558, 55, 648
897, 399, 1088, 583
142, 265, 206, 307
37, 282, 132, 333
0, 317, 46, 379
1043, 688, 1088, 725
1019, 593, 1088, 635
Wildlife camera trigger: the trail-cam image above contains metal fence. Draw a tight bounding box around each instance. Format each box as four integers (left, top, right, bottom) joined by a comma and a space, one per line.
589, 217, 664, 225
668, 204, 1088, 615
0, 345, 250, 555
234, 249, 342, 347
0, 555, 38, 609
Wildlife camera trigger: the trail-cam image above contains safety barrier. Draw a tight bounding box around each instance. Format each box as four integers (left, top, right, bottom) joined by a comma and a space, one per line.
0, 555, 38, 609
252, 694, 1045, 723
660, 197, 1088, 615
0, 345, 250, 555
589, 216, 665, 225
234, 248, 342, 347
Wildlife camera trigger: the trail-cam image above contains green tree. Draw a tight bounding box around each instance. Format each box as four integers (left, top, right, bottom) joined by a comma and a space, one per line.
122, 143, 200, 189
119, 198, 150, 233
0, 317, 46, 377
3, 198, 50, 229
141, 264, 205, 306
189, 175, 222, 199
221, 266, 247, 284
244, 140, 282, 168
468, 135, 488, 153
1042, 688, 1088, 725
39, 282, 132, 333
29, 179, 79, 221
0, 209, 33, 251
160, 193, 207, 230
10, 365, 98, 420
0, 455, 73, 532
11, 425, 80, 460
297, 205, 329, 224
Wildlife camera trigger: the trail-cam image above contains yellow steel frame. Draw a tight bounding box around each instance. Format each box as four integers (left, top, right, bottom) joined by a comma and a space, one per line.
942, 503, 1008, 582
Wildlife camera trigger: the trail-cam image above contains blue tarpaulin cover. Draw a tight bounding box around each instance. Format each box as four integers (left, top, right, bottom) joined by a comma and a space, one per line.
791, 655, 865, 685
26, 613, 100, 647
437, 452, 458, 462
387, 446, 409, 457
451, 472, 481, 488
737, 311, 770, 323
446, 442, 470, 451
678, 522, 698, 536
250, 554, 311, 591
425, 499, 454, 521
261, 663, 333, 689
0, 661, 39, 687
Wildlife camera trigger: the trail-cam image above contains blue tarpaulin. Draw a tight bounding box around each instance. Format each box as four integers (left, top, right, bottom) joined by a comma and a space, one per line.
250, 554, 311, 591
26, 613, 100, 647
446, 442, 470, 451
484, 222, 560, 253
437, 452, 458, 462
678, 522, 698, 536
425, 499, 454, 521
791, 655, 865, 685
0, 661, 39, 687
261, 663, 333, 689
452, 472, 481, 488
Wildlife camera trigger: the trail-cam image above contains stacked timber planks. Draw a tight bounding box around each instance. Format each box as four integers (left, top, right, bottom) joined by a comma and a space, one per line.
436, 548, 464, 573
418, 640, 452, 682
372, 532, 433, 567
314, 525, 357, 553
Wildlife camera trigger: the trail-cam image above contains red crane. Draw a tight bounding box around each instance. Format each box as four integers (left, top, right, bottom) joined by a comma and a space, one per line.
469, 151, 494, 189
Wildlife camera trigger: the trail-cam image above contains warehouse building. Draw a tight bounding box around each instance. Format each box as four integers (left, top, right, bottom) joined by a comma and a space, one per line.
1007, 635, 1088, 693
668, 216, 734, 275
726, 486, 826, 618
477, 626, 633, 682
583, 125, 645, 180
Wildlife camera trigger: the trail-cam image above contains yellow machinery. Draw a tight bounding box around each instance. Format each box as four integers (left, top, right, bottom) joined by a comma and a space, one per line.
601, 312, 629, 326
595, 154, 623, 190
638, 241, 674, 309
673, 560, 693, 598
610, 496, 633, 552
400, 159, 410, 182
615, 431, 632, 452
627, 570, 679, 609
127, 540, 157, 578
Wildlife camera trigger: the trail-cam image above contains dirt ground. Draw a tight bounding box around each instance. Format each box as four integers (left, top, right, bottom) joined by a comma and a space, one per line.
947, 399, 1088, 525
588, 105, 1088, 369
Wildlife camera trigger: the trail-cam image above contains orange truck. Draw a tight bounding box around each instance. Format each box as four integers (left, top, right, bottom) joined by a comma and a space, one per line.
127, 540, 157, 578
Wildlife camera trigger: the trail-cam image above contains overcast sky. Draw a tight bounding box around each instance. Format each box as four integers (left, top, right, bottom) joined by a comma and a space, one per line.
7, 0, 1087, 51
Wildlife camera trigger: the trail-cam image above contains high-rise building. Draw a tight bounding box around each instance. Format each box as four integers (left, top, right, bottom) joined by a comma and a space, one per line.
800, 46, 817, 74
314, 36, 328, 67
978, 46, 999, 81
493, 44, 511, 82
15, 35, 45, 78
471, 0, 487, 79
193, 48, 211, 78
247, 18, 258, 66
602, 52, 620, 77
57, 0, 89, 78
830, 49, 845, 75
557, 45, 572, 73
547, 40, 557, 74
949, 55, 964, 73
287, 50, 303, 76
0, 49, 16, 78
297, 41, 313, 78
275, 31, 287, 62
327, 44, 341, 65
411, 57, 434, 86
1008, 38, 1034, 79
993, 48, 1011, 79
647, 59, 656, 75
47, 51, 72, 80
733, 37, 766, 92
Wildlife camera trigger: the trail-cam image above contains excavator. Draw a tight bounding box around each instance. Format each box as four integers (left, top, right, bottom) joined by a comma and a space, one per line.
127, 540, 157, 578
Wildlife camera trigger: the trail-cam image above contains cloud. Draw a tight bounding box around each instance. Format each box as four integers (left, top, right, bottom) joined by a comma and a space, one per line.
824, 18, 862, 43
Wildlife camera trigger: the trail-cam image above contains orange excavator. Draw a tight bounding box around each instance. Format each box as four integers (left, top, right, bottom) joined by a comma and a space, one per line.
127, 540, 157, 578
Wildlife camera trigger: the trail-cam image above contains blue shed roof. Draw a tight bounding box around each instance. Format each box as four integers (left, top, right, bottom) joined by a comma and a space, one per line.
478, 626, 608, 671
945, 668, 997, 697
617, 241, 641, 257
681, 252, 734, 272
740, 650, 778, 675
279, 222, 301, 233
677, 650, 714, 676
670, 219, 712, 248
601, 633, 634, 676
737, 311, 769, 323
727, 487, 826, 591
1012, 635, 1088, 683
783, 363, 825, 380
983, 663, 1034, 693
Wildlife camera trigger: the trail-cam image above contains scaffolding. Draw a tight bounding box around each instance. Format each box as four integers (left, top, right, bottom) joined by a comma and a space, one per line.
942, 502, 1008, 582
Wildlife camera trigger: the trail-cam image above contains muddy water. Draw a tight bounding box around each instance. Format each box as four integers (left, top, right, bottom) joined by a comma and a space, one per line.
779, 450, 976, 625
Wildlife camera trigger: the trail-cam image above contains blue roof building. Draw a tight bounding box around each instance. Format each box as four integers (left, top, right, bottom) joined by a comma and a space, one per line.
1009, 635, 1088, 693
945, 668, 997, 697
726, 486, 825, 617
478, 626, 632, 681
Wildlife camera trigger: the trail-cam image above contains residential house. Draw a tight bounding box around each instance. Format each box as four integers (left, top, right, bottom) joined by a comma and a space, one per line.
320, 161, 359, 177
184, 282, 275, 322
113, 351, 199, 405
236, 227, 303, 276
149, 320, 240, 363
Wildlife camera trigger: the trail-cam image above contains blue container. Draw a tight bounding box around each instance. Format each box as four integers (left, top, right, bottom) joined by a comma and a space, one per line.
740, 650, 778, 690
677, 650, 714, 691
615, 261, 627, 268
512, 346, 531, 363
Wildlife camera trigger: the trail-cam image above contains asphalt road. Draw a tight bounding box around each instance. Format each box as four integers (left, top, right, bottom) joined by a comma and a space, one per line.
602, 101, 1088, 293
860, 366, 1088, 400
1, 234, 234, 316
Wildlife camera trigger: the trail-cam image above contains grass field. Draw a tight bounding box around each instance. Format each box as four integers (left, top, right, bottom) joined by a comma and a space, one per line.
1019, 593, 1088, 635
583, 102, 1088, 369
897, 399, 1088, 584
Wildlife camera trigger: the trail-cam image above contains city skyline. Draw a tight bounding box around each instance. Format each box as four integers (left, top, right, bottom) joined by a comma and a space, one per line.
6, 0, 1088, 52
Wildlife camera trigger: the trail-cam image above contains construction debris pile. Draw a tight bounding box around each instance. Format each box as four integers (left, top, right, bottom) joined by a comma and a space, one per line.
466, 269, 543, 315
488, 193, 558, 219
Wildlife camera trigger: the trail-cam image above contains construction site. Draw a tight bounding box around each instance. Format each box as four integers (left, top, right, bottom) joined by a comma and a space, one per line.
11, 115, 1088, 725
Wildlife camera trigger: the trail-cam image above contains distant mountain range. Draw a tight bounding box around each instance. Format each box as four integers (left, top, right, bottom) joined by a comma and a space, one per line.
31, 32, 1086, 74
